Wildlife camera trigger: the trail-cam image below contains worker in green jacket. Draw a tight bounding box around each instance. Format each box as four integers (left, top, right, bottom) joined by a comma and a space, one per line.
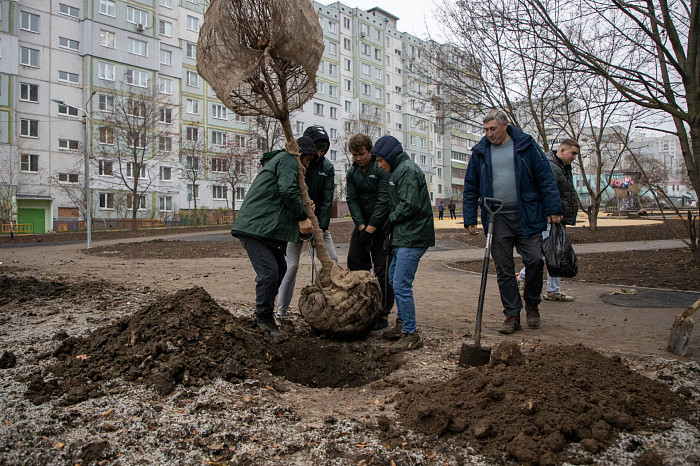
277, 125, 338, 317
231, 136, 316, 335
374, 135, 435, 353
346, 133, 394, 330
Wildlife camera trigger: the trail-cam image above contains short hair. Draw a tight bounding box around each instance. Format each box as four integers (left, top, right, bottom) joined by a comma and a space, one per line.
559, 138, 580, 149
483, 109, 509, 125
348, 133, 373, 154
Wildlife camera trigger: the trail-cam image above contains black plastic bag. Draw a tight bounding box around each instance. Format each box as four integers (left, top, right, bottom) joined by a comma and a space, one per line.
542, 223, 578, 278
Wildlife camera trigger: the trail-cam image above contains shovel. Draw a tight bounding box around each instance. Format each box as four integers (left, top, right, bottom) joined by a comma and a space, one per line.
459, 197, 503, 367
667, 298, 699, 357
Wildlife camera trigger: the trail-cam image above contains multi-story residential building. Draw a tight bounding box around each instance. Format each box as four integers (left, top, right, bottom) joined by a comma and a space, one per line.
1, 0, 474, 234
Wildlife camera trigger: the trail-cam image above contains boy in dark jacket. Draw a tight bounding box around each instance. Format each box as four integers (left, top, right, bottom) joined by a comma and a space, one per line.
374, 135, 435, 353
346, 133, 394, 329
231, 137, 315, 335
277, 125, 338, 316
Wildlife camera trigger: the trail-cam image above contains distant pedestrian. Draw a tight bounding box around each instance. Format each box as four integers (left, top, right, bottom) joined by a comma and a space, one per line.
438, 201, 445, 220
448, 200, 457, 219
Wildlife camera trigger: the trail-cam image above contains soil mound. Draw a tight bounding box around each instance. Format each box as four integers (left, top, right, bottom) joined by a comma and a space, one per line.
396, 344, 695, 465
26, 287, 401, 404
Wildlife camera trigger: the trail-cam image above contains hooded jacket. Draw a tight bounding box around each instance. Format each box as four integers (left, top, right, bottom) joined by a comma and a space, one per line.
463, 125, 562, 236
231, 150, 307, 242
303, 126, 335, 230
547, 150, 579, 225
346, 157, 390, 229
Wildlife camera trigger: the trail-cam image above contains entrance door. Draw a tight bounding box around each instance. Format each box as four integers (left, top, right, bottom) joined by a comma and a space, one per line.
17, 208, 46, 234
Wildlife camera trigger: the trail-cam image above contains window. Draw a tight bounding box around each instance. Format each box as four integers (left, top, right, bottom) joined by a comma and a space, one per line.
128, 38, 147, 56
20, 119, 39, 137
127, 131, 147, 148
344, 100, 352, 111
159, 136, 172, 152
344, 79, 351, 91
127, 100, 146, 118
317, 82, 324, 94
20, 47, 39, 67
99, 0, 115, 16
159, 196, 172, 212
127, 194, 147, 210
362, 43, 370, 56
127, 6, 147, 25
159, 0, 172, 7
328, 64, 337, 76
375, 87, 382, 99
20, 83, 39, 103
330, 107, 337, 119
361, 63, 370, 75
186, 15, 199, 32
343, 58, 351, 71
330, 128, 337, 139
211, 131, 227, 146
343, 17, 351, 29
437, 167, 442, 177
344, 120, 352, 132
361, 83, 370, 95
158, 77, 172, 94
186, 71, 199, 87
328, 21, 337, 33
186, 42, 197, 59
211, 104, 227, 120
160, 49, 172, 65
99, 193, 115, 209
58, 70, 79, 84
126, 162, 146, 178
186, 99, 200, 114
20, 154, 39, 172
186, 127, 199, 141
58, 173, 79, 183
100, 30, 115, 48
20, 12, 40, 32
159, 107, 172, 124
343, 38, 351, 50
127, 69, 147, 87
159, 166, 172, 181
211, 158, 226, 172
59, 4, 80, 19
235, 135, 246, 147
159, 20, 172, 37
99, 62, 115, 81
98, 94, 114, 112
98, 160, 113, 176
99, 127, 114, 144
330, 150, 337, 161
296, 121, 304, 133
212, 185, 227, 200
375, 67, 382, 79
185, 156, 199, 170
328, 42, 337, 55
420, 154, 426, 164
187, 185, 199, 201
58, 139, 79, 151
314, 103, 324, 116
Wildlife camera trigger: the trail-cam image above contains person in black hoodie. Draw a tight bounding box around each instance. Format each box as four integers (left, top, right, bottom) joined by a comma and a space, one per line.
276, 125, 338, 316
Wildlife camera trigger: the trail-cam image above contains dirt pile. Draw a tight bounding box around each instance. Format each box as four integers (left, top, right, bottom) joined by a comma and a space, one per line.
396, 343, 696, 465
25, 286, 402, 405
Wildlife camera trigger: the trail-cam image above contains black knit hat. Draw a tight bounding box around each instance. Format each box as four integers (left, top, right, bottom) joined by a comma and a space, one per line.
296, 136, 317, 157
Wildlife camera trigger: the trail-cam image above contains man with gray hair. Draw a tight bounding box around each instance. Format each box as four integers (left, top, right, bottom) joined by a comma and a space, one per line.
463, 109, 563, 334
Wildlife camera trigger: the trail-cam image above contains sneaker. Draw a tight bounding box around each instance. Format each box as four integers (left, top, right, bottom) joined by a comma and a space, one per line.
388, 332, 423, 353
543, 291, 574, 302
256, 314, 281, 335
371, 317, 389, 331
382, 318, 404, 341
499, 315, 521, 334
525, 302, 540, 329
516, 273, 524, 297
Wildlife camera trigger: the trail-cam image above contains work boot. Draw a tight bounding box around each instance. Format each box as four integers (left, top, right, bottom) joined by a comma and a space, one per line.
256, 314, 281, 336
388, 331, 423, 353
543, 291, 574, 302
525, 302, 541, 329
372, 317, 389, 331
499, 315, 521, 334
382, 318, 403, 340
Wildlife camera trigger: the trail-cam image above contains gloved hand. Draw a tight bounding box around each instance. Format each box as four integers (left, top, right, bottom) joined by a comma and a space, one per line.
382, 219, 393, 235
359, 229, 373, 250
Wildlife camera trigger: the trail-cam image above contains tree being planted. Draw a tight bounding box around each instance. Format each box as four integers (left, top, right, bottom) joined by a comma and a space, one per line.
197, 0, 381, 337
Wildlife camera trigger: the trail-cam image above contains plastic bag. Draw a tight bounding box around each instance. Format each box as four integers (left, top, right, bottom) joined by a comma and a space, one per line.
542, 223, 578, 278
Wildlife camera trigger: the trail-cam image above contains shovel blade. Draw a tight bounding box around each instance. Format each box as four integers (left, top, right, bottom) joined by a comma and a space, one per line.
459, 342, 491, 367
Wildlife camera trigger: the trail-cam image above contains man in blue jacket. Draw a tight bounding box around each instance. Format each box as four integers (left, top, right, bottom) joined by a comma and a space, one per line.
463, 109, 563, 334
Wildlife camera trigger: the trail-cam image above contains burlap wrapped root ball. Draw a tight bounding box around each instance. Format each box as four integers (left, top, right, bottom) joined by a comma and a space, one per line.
299, 267, 382, 338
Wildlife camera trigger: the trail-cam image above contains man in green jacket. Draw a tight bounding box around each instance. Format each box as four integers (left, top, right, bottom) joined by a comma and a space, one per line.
374, 135, 435, 353
346, 133, 394, 329
277, 125, 338, 317
231, 137, 315, 335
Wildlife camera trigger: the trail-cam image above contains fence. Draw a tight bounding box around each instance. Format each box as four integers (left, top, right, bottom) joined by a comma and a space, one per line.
0, 223, 33, 235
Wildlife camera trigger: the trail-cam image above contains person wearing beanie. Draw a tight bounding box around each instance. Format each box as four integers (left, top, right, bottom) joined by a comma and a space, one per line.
277, 125, 338, 317
373, 135, 435, 353
231, 137, 315, 335
345, 133, 394, 330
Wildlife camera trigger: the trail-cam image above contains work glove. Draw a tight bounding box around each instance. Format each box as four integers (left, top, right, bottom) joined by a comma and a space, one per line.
382, 219, 393, 236
359, 229, 373, 250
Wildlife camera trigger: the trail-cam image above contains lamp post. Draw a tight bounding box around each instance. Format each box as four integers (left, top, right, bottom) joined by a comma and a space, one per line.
52, 97, 93, 248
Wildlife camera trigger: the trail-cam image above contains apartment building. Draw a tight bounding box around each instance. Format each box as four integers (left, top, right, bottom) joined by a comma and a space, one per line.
1, 0, 473, 234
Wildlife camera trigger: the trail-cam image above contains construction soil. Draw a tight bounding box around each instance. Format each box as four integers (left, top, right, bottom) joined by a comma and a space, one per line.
1, 219, 699, 465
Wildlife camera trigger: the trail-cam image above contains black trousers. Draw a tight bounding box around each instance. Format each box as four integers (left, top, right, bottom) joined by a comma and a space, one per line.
449, 209, 456, 219
490, 212, 543, 317
238, 235, 287, 318
347, 227, 395, 314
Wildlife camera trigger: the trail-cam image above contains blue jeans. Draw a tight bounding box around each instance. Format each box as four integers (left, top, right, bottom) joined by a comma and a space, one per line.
238, 235, 287, 318
388, 247, 427, 334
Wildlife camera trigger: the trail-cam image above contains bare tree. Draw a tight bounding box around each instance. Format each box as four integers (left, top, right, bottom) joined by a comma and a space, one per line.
0, 144, 20, 236
216, 140, 257, 219
179, 132, 207, 211
251, 115, 284, 152
95, 78, 173, 230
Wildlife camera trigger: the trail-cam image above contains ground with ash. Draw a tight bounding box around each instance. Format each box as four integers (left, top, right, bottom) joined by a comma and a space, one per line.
1, 270, 699, 465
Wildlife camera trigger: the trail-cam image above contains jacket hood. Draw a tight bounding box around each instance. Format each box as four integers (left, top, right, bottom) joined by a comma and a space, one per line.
260, 149, 286, 167
303, 125, 330, 156
371, 135, 404, 165
296, 136, 318, 157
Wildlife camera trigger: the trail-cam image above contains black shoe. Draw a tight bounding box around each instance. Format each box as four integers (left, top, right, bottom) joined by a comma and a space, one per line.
525, 302, 540, 328
372, 317, 389, 331
256, 314, 281, 335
